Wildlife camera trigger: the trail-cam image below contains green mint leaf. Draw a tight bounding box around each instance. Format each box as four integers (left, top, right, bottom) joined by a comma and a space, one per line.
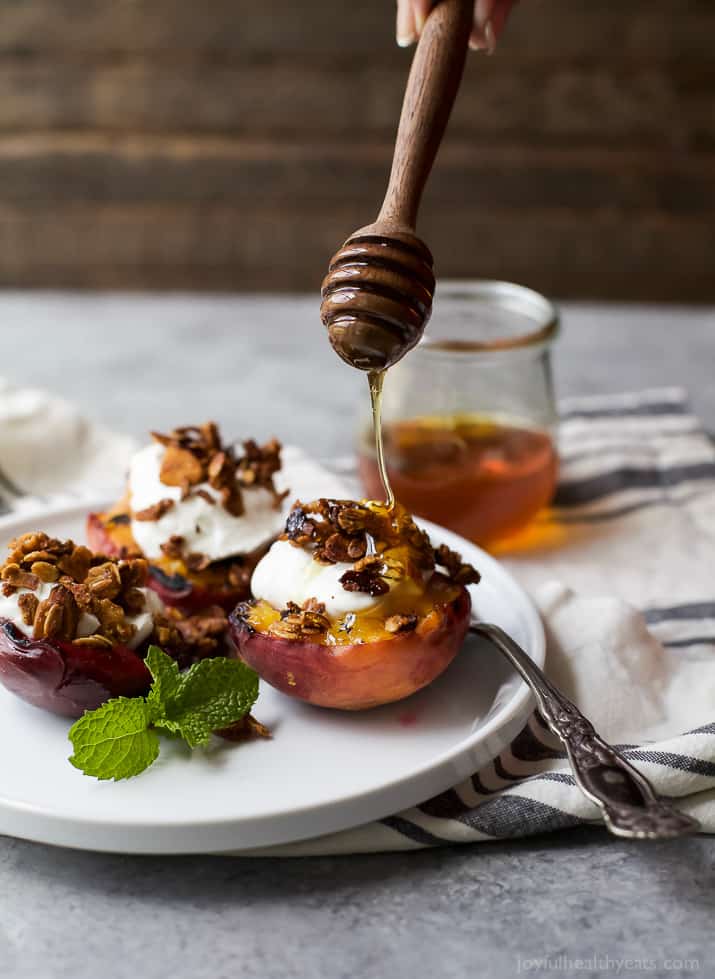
145, 645, 183, 722
154, 656, 259, 748
68, 698, 160, 781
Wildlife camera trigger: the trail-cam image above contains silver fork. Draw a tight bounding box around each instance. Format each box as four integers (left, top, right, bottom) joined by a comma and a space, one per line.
471, 622, 699, 840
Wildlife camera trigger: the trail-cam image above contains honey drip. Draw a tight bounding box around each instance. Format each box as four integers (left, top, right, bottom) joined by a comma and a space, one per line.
368, 370, 395, 511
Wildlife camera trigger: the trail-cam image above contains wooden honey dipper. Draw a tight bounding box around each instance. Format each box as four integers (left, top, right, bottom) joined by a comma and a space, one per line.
320, 0, 474, 371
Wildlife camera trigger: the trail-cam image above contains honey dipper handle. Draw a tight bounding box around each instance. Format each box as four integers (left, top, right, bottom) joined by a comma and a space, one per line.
377, 0, 473, 230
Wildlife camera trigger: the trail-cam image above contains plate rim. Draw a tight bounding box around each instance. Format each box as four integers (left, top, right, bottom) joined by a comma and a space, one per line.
0, 499, 544, 853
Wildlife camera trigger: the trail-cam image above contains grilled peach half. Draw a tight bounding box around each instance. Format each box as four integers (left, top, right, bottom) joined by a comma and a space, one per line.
0, 620, 151, 718
87, 506, 262, 613
229, 573, 471, 710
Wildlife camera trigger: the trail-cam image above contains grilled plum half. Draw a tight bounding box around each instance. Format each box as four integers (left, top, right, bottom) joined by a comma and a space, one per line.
0, 620, 151, 718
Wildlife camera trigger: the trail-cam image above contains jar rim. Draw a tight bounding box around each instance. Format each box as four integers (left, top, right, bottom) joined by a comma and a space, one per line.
419, 279, 560, 356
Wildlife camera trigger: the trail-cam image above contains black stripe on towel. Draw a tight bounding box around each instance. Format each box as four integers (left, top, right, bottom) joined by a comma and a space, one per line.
645, 602, 715, 624
560, 401, 688, 422
470, 772, 493, 796
380, 816, 447, 847
419, 789, 469, 820
559, 431, 705, 466
510, 723, 565, 762
688, 722, 715, 736
455, 794, 584, 838
663, 636, 715, 649
550, 489, 710, 524
554, 462, 715, 507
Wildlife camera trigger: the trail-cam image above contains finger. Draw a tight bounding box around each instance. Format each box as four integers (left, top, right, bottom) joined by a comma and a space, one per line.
491, 0, 518, 38
396, 0, 418, 47
410, 0, 433, 35
469, 0, 517, 52
469, 0, 496, 51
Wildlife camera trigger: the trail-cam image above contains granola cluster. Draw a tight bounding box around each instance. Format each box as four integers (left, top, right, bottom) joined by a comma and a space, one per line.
135, 422, 287, 524
0, 532, 232, 663
264, 598, 331, 641
281, 499, 479, 597
154, 604, 230, 668
0, 532, 150, 647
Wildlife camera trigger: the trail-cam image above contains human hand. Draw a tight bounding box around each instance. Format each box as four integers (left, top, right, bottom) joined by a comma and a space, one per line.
396, 0, 519, 52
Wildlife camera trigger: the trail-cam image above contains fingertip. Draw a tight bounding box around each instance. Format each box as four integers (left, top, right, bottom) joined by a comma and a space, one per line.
412, 0, 432, 35
396, 0, 417, 47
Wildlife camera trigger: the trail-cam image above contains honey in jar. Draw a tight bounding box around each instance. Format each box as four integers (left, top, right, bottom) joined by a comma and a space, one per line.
359, 413, 557, 545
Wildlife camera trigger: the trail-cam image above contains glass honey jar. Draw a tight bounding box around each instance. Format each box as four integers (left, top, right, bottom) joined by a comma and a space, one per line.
358, 280, 560, 547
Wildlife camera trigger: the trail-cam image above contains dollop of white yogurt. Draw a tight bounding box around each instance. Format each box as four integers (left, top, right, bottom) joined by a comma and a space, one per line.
0, 582, 163, 650
251, 539, 382, 617
128, 442, 284, 562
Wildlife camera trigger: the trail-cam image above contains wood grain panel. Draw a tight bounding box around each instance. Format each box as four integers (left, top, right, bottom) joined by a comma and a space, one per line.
3, 0, 715, 61
0, 135, 712, 216
0, 201, 711, 301
0, 0, 713, 297
1, 58, 713, 151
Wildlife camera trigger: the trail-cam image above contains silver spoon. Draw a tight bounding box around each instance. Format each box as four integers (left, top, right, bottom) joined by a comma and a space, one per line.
471, 623, 699, 840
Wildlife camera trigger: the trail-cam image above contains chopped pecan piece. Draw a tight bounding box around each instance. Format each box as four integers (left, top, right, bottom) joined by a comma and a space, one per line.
133, 498, 175, 522
433, 544, 481, 586
118, 558, 149, 590
33, 585, 79, 641
1, 564, 40, 590
86, 561, 123, 600
385, 613, 418, 633
315, 532, 354, 565
216, 715, 271, 742
159, 445, 205, 488
173, 605, 228, 657
193, 488, 216, 506
123, 587, 147, 616
220, 484, 245, 518
18, 593, 39, 627
57, 546, 92, 583
160, 535, 185, 560
207, 450, 231, 489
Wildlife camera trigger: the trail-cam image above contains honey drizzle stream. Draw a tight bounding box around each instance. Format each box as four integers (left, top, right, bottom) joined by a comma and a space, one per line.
368, 369, 395, 511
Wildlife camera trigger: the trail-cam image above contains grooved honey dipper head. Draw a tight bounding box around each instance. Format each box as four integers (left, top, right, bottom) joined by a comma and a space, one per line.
320, 232, 435, 371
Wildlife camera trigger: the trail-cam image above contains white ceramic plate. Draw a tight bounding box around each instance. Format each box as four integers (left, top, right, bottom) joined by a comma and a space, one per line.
0, 501, 544, 854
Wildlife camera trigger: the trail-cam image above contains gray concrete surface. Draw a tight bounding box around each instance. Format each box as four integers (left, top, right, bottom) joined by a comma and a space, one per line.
0, 293, 713, 979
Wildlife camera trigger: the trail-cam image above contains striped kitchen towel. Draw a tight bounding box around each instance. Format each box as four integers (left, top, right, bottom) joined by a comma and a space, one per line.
0, 381, 714, 853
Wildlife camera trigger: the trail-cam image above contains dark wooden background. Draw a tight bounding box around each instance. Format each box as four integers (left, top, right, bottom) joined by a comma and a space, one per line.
1, 0, 713, 298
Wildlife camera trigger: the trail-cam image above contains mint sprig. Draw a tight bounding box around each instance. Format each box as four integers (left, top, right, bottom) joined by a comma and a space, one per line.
68, 698, 160, 781
68, 646, 260, 780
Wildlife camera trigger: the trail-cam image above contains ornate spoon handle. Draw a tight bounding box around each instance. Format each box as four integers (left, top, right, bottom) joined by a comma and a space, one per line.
471, 623, 699, 840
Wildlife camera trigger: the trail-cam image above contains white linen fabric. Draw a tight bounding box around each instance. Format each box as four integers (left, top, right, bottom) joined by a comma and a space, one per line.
0, 380, 713, 854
